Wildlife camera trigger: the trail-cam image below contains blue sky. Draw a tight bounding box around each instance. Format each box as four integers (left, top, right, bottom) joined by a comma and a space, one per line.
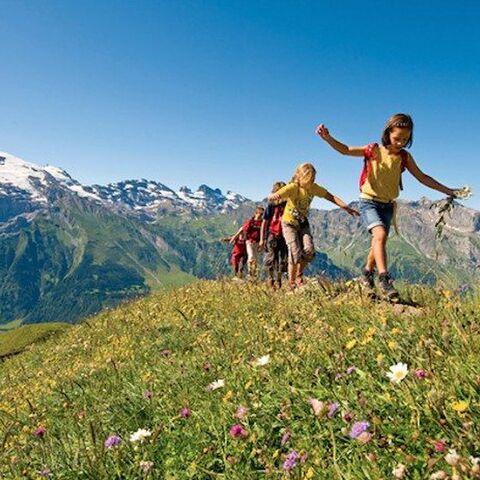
1, 0, 479, 209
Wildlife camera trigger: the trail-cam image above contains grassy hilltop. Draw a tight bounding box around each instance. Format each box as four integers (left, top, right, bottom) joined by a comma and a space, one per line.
0, 280, 479, 479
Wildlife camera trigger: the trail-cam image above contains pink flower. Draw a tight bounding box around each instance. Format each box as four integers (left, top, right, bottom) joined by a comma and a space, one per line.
229, 424, 248, 439
281, 430, 291, 446
180, 407, 191, 418
234, 405, 248, 419
309, 398, 326, 416
433, 440, 446, 452
414, 369, 428, 379
34, 426, 46, 438
143, 390, 154, 400
161, 349, 170, 357
203, 362, 212, 371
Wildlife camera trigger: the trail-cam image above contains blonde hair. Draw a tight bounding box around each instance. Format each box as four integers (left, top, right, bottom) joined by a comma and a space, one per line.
292, 163, 316, 187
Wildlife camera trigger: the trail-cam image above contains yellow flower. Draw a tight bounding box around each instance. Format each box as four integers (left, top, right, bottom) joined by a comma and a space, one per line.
391, 327, 401, 335
347, 327, 355, 334
304, 467, 315, 479
222, 390, 233, 403
388, 341, 397, 350
452, 400, 469, 413
345, 339, 357, 350
376, 353, 385, 364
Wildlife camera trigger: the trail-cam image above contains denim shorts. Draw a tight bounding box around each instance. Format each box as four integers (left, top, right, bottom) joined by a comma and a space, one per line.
359, 198, 394, 233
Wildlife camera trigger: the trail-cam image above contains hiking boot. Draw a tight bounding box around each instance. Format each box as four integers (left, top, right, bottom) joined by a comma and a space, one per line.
378, 273, 399, 300
360, 269, 375, 295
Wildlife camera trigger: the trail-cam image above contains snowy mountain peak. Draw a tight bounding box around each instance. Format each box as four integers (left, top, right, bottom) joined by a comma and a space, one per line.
0, 152, 249, 218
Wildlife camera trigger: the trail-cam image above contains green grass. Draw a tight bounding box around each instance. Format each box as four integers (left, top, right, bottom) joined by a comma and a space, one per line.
0, 280, 479, 479
0, 318, 23, 332
0, 322, 71, 358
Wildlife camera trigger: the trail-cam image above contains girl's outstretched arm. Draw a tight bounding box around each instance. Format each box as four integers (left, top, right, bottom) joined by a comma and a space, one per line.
316, 124, 366, 157
324, 192, 360, 216
405, 154, 458, 197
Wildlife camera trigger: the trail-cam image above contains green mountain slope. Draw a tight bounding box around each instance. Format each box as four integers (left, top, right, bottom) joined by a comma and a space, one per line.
0, 280, 479, 478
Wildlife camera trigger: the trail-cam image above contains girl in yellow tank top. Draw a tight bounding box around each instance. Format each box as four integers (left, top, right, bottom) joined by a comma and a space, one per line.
316, 113, 459, 300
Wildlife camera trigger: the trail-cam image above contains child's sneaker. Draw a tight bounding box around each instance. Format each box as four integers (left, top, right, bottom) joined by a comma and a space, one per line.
378, 273, 399, 300
360, 269, 375, 290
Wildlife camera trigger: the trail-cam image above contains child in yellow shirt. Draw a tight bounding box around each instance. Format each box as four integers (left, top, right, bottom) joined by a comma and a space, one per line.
316, 113, 458, 299
268, 163, 359, 290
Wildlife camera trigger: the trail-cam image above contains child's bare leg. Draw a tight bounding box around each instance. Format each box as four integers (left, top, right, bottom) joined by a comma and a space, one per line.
365, 246, 376, 271
288, 263, 298, 287
371, 226, 388, 274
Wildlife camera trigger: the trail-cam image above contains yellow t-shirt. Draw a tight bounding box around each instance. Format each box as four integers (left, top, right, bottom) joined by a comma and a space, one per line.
360, 145, 407, 203
276, 182, 328, 227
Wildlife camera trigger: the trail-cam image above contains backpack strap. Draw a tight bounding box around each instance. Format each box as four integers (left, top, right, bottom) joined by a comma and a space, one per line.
398, 149, 409, 191
359, 143, 378, 191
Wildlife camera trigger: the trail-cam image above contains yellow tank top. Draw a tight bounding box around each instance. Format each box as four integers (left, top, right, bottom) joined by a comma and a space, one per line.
360, 145, 403, 203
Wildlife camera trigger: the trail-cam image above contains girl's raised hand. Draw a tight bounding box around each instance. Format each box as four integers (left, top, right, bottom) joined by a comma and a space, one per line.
316, 123, 330, 140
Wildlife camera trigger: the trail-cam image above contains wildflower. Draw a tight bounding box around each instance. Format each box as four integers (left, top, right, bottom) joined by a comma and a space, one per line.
414, 369, 428, 379
139, 461, 154, 473
433, 440, 446, 452
345, 339, 357, 350
470, 456, 480, 474
327, 402, 339, 418
343, 412, 354, 422
104, 435, 122, 449
386, 362, 408, 384
180, 407, 191, 418
356, 431, 372, 444
282, 450, 299, 471
452, 400, 469, 413
207, 379, 225, 392
129, 428, 152, 443
281, 430, 291, 446
335, 373, 343, 381
229, 424, 248, 439
349, 421, 370, 439
143, 390, 154, 400
430, 472, 447, 480
39, 467, 51, 477
234, 405, 248, 419
445, 449, 461, 466
161, 349, 170, 357
203, 362, 211, 371
226, 455, 236, 464
388, 341, 398, 350
34, 426, 46, 438
393, 463, 406, 479
455, 185, 473, 199
346, 366, 356, 374
255, 355, 270, 366
309, 398, 327, 416
77, 410, 86, 420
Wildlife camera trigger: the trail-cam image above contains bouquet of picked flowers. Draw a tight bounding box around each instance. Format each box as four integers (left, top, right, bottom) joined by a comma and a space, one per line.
430, 186, 473, 240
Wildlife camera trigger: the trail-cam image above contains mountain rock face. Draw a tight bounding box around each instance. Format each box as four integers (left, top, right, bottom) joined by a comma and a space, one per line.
0, 151, 478, 326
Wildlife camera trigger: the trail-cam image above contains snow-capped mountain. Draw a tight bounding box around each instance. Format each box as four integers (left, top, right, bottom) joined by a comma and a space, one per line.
89, 180, 248, 215
0, 152, 249, 219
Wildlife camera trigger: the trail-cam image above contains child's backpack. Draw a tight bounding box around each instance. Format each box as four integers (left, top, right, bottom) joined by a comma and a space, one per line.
359, 143, 409, 191
268, 204, 285, 237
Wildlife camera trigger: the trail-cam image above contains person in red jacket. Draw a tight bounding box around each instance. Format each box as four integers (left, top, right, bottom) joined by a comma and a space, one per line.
231, 206, 264, 279
222, 232, 247, 278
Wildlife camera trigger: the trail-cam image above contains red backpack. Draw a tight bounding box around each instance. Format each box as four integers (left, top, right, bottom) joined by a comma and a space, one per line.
268, 204, 285, 237
359, 143, 409, 191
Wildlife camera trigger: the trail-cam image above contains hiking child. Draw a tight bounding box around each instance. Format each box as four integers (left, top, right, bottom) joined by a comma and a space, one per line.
260, 181, 288, 290
231, 206, 265, 279
222, 232, 247, 278
316, 113, 458, 299
268, 163, 359, 290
